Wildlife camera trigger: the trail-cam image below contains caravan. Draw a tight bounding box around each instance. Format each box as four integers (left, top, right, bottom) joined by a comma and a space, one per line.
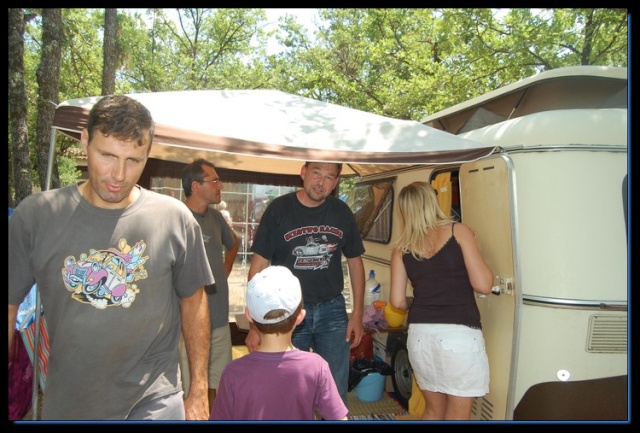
347, 66, 628, 420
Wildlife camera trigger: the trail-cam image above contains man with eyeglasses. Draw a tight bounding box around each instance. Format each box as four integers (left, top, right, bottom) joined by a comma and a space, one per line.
181, 158, 239, 415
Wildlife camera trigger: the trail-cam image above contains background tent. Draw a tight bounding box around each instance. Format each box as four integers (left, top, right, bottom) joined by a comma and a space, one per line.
51, 89, 496, 180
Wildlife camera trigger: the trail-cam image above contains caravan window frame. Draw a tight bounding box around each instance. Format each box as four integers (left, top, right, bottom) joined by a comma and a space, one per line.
345, 177, 395, 244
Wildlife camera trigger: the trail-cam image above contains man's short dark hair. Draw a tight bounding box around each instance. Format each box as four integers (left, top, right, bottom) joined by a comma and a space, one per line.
86, 95, 155, 148
304, 161, 343, 176
181, 158, 216, 198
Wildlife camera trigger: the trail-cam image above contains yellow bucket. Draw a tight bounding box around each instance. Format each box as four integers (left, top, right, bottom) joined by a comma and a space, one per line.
384, 304, 407, 328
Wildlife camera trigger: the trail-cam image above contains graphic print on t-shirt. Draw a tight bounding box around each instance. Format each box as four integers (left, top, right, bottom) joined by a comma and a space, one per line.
61, 238, 148, 309
286, 226, 340, 271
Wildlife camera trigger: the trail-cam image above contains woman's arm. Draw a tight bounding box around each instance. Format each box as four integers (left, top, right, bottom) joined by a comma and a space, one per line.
455, 223, 494, 295
389, 248, 410, 310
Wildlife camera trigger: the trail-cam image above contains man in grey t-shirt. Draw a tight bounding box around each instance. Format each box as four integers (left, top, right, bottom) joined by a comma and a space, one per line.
8, 95, 213, 420
181, 158, 239, 414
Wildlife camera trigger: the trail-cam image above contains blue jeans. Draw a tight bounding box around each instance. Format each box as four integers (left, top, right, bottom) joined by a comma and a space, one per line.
292, 294, 351, 406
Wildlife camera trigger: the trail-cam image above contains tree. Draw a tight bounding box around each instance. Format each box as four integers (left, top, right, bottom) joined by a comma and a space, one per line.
118, 8, 273, 92
9, 8, 32, 207
56, 9, 104, 99
102, 8, 119, 95
10, 8, 628, 198
270, 8, 627, 119
34, 8, 63, 190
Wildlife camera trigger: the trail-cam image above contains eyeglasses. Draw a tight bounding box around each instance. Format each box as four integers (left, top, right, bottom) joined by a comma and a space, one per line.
201, 179, 221, 186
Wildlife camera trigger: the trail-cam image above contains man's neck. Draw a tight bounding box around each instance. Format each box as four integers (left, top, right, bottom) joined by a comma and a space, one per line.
296, 190, 326, 208
184, 196, 208, 214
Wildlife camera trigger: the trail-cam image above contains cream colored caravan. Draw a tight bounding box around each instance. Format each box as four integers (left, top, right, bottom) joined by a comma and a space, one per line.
347, 66, 628, 420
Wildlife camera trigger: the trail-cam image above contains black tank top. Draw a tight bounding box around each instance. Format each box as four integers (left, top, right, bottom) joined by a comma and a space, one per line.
403, 223, 482, 329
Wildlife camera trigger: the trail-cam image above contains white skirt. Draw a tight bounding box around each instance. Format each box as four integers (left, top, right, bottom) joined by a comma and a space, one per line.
407, 323, 489, 397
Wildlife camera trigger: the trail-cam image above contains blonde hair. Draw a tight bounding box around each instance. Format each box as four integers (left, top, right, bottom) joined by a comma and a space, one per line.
392, 181, 453, 260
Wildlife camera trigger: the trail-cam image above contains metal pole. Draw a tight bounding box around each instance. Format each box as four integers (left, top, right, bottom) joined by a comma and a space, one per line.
30, 127, 58, 419
45, 128, 57, 191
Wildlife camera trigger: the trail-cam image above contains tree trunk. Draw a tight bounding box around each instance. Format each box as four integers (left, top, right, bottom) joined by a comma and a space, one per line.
102, 8, 119, 95
8, 8, 31, 207
35, 8, 63, 190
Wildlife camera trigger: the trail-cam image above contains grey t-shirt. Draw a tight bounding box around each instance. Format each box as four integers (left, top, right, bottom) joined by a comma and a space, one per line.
8, 185, 214, 420
189, 206, 236, 329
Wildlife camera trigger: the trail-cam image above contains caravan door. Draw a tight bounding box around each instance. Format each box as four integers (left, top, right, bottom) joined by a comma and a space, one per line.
459, 155, 517, 421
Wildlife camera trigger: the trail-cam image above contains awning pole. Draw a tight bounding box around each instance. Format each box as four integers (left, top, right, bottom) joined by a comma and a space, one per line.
45, 128, 57, 191
30, 127, 58, 419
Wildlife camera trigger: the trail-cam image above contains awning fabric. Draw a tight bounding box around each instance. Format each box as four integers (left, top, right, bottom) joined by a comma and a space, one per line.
53, 89, 496, 177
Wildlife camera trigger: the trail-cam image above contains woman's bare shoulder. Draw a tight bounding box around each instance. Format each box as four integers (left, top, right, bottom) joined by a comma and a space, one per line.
452, 222, 476, 241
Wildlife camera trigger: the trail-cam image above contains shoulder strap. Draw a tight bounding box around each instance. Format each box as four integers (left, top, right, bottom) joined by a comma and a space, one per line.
451, 222, 456, 236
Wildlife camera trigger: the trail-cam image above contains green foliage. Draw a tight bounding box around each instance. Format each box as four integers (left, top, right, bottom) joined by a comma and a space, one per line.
271, 8, 627, 119
117, 8, 273, 91
338, 176, 356, 198
57, 9, 104, 99
12, 8, 628, 193
56, 155, 82, 186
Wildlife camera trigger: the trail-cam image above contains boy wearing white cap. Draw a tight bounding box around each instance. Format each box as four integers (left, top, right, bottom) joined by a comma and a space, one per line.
210, 266, 348, 420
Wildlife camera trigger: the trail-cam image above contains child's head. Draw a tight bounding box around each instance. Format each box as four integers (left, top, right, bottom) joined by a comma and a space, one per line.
246, 266, 304, 334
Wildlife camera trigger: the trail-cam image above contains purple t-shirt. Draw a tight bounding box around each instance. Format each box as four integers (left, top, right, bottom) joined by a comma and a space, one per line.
211, 349, 348, 420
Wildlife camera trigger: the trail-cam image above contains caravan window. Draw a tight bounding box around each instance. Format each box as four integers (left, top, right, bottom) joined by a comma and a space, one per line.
345, 177, 395, 244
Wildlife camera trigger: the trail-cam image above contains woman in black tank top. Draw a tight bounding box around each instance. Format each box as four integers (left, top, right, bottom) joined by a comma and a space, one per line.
389, 181, 493, 420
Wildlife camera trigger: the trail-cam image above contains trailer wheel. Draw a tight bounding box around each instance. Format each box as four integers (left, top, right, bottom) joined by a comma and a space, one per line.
391, 341, 413, 409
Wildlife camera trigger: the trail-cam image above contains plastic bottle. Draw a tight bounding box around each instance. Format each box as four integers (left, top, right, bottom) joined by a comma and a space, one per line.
364, 269, 381, 306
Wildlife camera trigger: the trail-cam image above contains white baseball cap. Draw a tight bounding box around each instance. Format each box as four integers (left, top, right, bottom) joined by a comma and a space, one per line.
246, 266, 302, 324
